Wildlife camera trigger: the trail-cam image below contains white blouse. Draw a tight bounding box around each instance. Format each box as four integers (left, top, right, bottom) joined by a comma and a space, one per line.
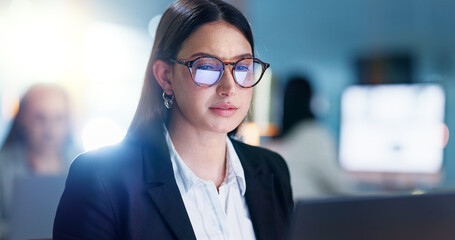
164, 129, 256, 240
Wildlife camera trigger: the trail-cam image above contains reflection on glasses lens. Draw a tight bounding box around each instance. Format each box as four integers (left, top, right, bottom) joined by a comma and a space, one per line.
235, 59, 263, 87
192, 58, 222, 86
191, 57, 264, 87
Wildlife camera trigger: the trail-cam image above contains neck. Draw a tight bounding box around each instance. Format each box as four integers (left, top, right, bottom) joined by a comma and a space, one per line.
168, 119, 227, 188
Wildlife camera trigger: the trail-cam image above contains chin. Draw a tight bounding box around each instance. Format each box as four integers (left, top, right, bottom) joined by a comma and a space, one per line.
207, 120, 240, 134
209, 126, 236, 134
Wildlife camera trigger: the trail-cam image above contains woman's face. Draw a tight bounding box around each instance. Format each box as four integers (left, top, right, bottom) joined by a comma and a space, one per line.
169, 21, 253, 134
22, 88, 69, 152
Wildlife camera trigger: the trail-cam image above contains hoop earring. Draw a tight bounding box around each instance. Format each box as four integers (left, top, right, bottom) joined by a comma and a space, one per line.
162, 90, 174, 109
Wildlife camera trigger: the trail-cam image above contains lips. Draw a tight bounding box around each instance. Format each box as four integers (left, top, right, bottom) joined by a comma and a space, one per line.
209, 103, 238, 117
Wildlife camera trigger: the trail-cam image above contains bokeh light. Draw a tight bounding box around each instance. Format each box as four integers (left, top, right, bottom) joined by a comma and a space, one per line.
82, 118, 126, 151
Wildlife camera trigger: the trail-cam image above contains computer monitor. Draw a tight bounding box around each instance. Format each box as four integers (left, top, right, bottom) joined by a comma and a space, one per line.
287, 191, 455, 240
10, 175, 66, 240
339, 84, 445, 174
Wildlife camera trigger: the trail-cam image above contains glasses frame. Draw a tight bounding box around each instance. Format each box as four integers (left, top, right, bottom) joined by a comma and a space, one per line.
169, 56, 270, 88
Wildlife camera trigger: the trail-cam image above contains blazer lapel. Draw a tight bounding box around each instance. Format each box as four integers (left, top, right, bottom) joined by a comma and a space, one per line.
138, 123, 196, 240
146, 185, 196, 240
232, 140, 279, 240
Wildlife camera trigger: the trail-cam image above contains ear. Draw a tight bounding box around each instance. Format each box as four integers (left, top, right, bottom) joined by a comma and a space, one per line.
153, 59, 173, 91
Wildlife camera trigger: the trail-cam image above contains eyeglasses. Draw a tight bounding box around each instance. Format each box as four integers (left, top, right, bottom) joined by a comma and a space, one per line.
169, 56, 270, 88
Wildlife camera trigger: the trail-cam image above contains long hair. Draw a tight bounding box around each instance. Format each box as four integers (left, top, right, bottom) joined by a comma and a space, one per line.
128, 0, 254, 134
278, 76, 315, 138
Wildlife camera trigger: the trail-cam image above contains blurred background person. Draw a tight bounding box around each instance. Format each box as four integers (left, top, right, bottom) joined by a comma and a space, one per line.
0, 84, 79, 240
265, 76, 354, 200
0, 0, 453, 234
1, 0, 454, 193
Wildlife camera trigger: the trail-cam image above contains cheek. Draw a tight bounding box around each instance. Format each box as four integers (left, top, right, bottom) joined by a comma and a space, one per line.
233, 89, 253, 121
176, 90, 209, 118
24, 122, 44, 144
174, 80, 195, 105
242, 89, 253, 108
172, 66, 192, 87
24, 115, 42, 134
51, 118, 69, 138
172, 69, 191, 95
172, 69, 206, 105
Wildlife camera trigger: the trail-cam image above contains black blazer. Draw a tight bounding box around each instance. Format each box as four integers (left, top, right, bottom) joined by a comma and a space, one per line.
53, 123, 293, 240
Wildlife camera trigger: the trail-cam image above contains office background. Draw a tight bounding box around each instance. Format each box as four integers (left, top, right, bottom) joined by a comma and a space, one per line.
0, 0, 454, 190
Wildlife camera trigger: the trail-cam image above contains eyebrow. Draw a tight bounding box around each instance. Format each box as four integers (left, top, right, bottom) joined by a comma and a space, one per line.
187, 52, 254, 60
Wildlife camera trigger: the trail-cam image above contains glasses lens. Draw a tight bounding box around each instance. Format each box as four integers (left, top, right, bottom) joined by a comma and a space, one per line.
191, 57, 223, 86
234, 59, 263, 87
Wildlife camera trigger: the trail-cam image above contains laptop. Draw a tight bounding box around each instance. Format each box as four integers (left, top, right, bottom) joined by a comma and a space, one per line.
287, 191, 455, 240
9, 175, 66, 240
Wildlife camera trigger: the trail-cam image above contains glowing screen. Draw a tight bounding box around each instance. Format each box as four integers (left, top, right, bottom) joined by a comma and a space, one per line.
339, 84, 446, 173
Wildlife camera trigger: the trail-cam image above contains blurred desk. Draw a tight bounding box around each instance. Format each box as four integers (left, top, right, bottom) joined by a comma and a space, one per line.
350, 171, 442, 192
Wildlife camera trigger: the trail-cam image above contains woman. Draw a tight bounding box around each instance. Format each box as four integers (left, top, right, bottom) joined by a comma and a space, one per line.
0, 84, 76, 239
53, 0, 293, 239
265, 76, 354, 200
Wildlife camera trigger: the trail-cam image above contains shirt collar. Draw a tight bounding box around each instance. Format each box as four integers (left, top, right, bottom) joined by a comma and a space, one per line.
225, 136, 247, 195
163, 126, 246, 195
164, 126, 198, 192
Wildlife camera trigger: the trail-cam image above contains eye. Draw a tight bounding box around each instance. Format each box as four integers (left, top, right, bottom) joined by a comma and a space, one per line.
194, 57, 222, 71
198, 64, 218, 70
236, 65, 250, 71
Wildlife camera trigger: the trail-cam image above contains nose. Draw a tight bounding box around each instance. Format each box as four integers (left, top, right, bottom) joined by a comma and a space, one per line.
216, 65, 236, 97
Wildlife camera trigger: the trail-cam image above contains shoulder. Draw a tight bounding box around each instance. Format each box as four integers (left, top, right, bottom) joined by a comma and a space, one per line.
68, 139, 143, 184
59, 140, 146, 217
54, 144, 139, 239
230, 138, 289, 176
293, 120, 334, 140
231, 138, 282, 159
231, 138, 294, 219
74, 139, 140, 165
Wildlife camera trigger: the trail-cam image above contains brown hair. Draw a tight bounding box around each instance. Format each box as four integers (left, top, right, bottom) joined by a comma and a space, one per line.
128, 0, 254, 133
